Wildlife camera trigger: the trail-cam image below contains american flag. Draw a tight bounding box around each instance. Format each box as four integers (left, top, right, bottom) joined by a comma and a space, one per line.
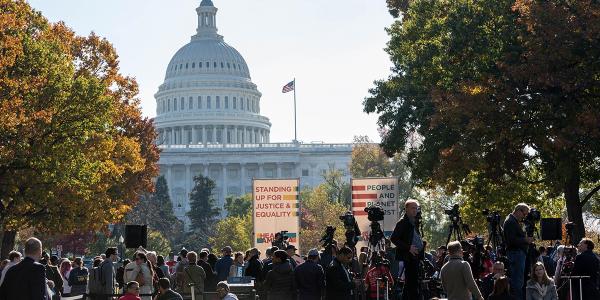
282, 80, 295, 93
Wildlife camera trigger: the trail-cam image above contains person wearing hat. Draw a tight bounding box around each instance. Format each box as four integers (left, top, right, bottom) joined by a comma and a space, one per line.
294, 248, 325, 300
285, 245, 299, 269
215, 246, 233, 282
216, 281, 238, 300
264, 250, 295, 300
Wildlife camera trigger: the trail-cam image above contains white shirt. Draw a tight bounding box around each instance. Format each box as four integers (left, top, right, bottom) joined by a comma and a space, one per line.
0, 260, 19, 286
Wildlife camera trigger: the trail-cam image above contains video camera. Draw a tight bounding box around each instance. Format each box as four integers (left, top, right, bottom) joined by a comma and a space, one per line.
340, 211, 357, 229
339, 211, 361, 248
445, 204, 461, 222
482, 209, 501, 226
319, 226, 336, 248
364, 204, 385, 222
272, 230, 289, 249
524, 208, 541, 237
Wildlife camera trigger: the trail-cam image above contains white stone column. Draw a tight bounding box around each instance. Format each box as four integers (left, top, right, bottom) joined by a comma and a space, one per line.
185, 164, 191, 210
180, 127, 185, 145
202, 126, 207, 146
240, 163, 246, 195
222, 164, 227, 209
191, 126, 196, 144
276, 163, 282, 178
212, 126, 217, 143
222, 126, 227, 145
234, 127, 238, 144
258, 163, 263, 178
203, 163, 209, 177
169, 128, 174, 145
167, 165, 173, 203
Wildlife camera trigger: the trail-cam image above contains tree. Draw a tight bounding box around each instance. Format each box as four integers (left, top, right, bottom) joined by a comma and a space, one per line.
300, 185, 348, 252
223, 194, 252, 218
187, 174, 220, 240
127, 176, 184, 245
350, 135, 415, 201
365, 0, 600, 241
321, 167, 351, 206
0, 0, 159, 257
208, 213, 252, 252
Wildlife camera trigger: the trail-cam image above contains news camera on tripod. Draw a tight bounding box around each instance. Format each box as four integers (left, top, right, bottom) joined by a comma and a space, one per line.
390, 199, 423, 300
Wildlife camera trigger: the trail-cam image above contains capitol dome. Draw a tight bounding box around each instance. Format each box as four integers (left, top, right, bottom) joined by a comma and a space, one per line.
154, 0, 271, 147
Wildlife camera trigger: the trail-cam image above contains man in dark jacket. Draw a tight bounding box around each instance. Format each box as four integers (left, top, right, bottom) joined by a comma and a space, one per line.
215, 246, 233, 282
325, 246, 355, 300
264, 250, 295, 300
0, 237, 48, 300
502, 203, 533, 300
244, 248, 263, 280
390, 199, 422, 300
572, 238, 600, 300
294, 248, 325, 300
198, 251, 216, 291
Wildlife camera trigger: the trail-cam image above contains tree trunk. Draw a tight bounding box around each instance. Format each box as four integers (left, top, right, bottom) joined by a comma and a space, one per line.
564, 161, 585, 244
1, 230, 17, 259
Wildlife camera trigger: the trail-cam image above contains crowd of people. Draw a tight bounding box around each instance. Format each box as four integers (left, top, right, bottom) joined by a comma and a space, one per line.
0, 201, 599, 300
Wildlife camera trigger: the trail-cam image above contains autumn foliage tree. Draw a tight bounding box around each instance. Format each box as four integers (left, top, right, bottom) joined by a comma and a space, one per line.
0, 0, 159, 257
366, 0, 600, 241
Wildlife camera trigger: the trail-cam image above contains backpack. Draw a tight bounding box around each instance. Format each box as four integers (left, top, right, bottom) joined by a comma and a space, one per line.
88, 262, 108, 294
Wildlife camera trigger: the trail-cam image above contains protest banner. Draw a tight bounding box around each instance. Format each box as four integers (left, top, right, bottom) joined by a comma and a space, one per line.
351, 177, 400, 249
253, 178, 300, 255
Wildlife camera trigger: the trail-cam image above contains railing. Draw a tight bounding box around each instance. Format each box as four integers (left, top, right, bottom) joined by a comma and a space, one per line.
158, 142, 353, 152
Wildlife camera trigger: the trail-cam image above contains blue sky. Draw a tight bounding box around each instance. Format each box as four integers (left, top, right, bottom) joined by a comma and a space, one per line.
28, 0, 395, 143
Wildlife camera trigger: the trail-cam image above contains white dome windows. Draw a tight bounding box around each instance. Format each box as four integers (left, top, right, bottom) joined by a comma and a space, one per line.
233, 97, 237, 109
197, 96, 202, 109
216, 96, 221, 109
207, 96, 212, 109
225, 96, 229, 109
188, 97, 193, 110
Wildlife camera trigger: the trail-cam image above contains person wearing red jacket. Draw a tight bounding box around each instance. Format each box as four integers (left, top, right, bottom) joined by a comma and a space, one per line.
364, 255, 394, 300
118, 281, 141, 300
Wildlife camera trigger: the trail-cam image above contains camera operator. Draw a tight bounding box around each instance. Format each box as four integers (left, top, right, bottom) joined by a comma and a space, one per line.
503, 203, 534, 299
390, 199, 423, 300
571, 238, 600, 300
272, 232, 289, 250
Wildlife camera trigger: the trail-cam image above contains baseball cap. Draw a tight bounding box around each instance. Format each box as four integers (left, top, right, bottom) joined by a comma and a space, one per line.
307, 248, 320, 257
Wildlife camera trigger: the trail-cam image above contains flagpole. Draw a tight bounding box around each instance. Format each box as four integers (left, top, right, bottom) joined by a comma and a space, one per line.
293, 78, 297, 144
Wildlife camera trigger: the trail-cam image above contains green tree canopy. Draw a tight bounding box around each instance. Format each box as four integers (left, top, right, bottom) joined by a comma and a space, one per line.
224, 194, 252, 218
187, 174, 220, 233
365, 0, 600, 241
208, 213, 252, 253
300, 185, 348, 252
126, 176, 184, 246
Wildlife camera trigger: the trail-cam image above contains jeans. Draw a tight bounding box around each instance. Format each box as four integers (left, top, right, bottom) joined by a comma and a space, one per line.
507, 250, 526, 300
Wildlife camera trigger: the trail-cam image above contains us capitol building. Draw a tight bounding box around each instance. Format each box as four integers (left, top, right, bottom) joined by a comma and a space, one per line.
154, 0, 352, 225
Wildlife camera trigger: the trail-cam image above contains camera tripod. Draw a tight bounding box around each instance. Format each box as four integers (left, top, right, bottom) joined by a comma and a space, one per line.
366, 221, 386, 265
445, 217, 471, 245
